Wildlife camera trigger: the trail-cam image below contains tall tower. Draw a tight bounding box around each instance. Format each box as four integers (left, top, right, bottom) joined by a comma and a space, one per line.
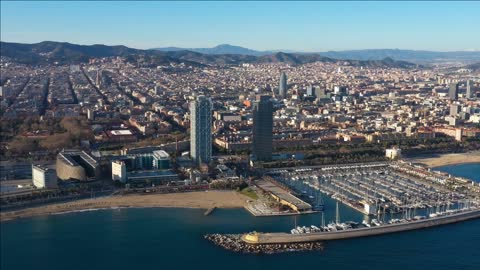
190, 96, 212, 165
252, 95, 273, 161
95, 69, 102, 88
449, 83, 458, 100
466, 80, 474, 99
278, 72, 287, 99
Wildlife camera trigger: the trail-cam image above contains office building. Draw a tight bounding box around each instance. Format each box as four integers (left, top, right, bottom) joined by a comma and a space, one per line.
56, 150, 100, 181
278, 72, 287, 99
450, 104, 461, 116
112, 160, 127, 183
334, 86, 347, 96
315, 87, 327, 99
152, 150, 171, 170
190, 95, 212, 165
466, 80, 474, 99
449, 83, 458, 100
252, 95, 273, 161
32, 164, 57, 189
306, 85, 314, 96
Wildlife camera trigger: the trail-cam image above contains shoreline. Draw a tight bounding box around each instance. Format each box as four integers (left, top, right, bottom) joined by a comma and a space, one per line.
406, 151, 480, 168
0, 190, 249, 222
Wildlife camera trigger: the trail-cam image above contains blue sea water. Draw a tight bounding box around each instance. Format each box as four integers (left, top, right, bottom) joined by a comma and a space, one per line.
1, 163, 480, 270
435, 163, 480, 182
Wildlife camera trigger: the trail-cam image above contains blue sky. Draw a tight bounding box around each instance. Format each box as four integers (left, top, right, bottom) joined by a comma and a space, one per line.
1, 1, 479, 51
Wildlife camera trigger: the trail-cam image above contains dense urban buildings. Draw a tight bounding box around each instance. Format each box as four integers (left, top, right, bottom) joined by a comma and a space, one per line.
190, 95, 213, 165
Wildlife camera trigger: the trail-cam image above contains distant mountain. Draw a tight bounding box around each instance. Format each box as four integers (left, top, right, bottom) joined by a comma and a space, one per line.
152, 44, 272, 56
0, 41, 419, 68
1, 41, 145, 63
466, 62, 480, 71
155, 45, 480, 64
320, 49, 480, 64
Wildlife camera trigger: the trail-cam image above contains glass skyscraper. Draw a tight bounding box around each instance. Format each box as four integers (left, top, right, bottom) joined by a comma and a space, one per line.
190, 96, 212, 165
252, 95, 273, 161
449, 83, 458, 100
278, 72, 287, 99
466, 80, 474, 99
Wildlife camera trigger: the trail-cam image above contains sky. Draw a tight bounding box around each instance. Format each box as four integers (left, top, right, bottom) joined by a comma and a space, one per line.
1, 1, 479, 52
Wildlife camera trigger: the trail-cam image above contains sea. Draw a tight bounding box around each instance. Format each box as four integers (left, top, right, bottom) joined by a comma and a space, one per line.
1, 163, 479, 270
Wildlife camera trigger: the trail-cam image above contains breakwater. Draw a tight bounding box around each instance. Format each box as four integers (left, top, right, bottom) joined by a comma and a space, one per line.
204, 234, 323, 254
204, 207, 216, 216
242, 209, 480, 244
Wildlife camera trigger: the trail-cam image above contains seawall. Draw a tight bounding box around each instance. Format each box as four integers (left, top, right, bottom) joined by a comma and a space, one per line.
241, 209, 480, 244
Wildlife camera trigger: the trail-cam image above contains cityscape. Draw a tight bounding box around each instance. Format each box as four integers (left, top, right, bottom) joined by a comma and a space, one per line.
1, 1, 480, 270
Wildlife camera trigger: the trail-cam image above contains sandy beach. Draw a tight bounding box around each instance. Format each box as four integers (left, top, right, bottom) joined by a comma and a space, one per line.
0, 190, 250, 222
408, 151, 480, 167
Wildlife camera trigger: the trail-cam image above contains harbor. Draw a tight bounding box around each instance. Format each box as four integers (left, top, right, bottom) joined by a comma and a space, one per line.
206, 160, 480, 253
266, 161, 479, 216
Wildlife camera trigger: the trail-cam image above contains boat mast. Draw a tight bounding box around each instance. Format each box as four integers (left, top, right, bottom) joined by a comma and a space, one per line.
335, 201, 340, 224
321, 211, 325, 227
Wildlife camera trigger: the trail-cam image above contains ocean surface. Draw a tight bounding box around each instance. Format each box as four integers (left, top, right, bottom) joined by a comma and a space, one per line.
1, 163, 480, 270
435, 163, 480, 182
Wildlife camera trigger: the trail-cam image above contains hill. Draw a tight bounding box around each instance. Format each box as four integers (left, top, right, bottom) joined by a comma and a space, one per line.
0, 41, 419, 68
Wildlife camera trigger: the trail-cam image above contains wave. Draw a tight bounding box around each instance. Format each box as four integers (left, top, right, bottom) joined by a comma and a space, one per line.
53, 207, 128, 215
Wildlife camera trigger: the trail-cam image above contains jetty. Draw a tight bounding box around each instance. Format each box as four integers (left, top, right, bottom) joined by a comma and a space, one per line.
204, 234, 323, 254
205, 208, 480, 253
241, 208, 480, 244
204, 206, 216, 216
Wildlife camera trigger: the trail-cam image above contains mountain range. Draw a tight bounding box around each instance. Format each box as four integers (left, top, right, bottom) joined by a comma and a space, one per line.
153, 44, 480, 64
0, 41, 425, 68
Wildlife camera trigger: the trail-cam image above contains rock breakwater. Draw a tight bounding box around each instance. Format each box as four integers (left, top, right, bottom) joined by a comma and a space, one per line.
204, 234, 323, 254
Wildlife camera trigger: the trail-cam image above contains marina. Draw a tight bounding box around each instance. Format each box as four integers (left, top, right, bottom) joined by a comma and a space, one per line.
266, 161, 479, 216
206, 161, 480, 253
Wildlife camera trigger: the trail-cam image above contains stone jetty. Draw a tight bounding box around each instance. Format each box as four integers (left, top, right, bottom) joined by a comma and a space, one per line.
204, 234, 323, 254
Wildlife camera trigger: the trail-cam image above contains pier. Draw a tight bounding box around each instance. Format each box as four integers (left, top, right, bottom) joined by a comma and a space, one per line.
241, 209, 480, 244
204, 206, 216, 216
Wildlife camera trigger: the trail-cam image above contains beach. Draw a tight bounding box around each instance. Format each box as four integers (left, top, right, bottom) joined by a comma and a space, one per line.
0, 190, 249, 222
408, 151, 480, 167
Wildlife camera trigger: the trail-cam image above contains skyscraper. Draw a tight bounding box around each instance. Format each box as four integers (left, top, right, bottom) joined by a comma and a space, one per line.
449, 83, 458, 100
278, 72, 287, 99
466, 80, 474, 99
306, 85, 314, 96
450, 104, 461, 116
252, 95, 273, 161
190, 96, 212, 165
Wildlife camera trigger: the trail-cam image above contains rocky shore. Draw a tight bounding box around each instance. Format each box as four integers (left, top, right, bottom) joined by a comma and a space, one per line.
204, 234, 323, 254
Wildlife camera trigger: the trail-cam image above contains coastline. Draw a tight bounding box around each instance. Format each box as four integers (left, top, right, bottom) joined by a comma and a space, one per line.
406, 151, 480, 168
0, 190, 249, 222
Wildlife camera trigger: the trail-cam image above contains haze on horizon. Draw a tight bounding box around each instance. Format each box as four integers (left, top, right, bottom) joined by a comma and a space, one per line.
1, 1, 479, 52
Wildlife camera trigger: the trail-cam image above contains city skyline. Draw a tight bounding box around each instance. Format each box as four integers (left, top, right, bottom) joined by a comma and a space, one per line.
1, 1, 480, 52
